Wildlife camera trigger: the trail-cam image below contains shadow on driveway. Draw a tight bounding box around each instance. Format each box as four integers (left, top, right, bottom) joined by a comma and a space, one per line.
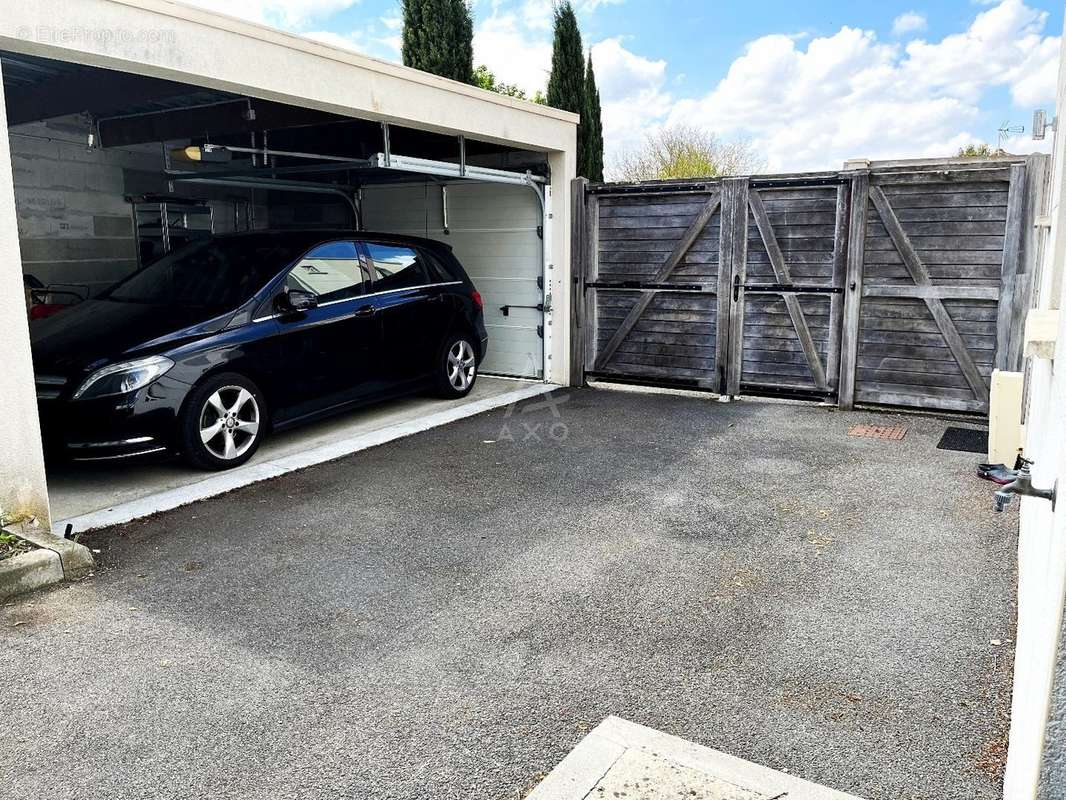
0, 388, 1015, 800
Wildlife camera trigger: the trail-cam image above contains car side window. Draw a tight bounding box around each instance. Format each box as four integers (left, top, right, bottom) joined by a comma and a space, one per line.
421, 250, 457, 283
365, 243, 429, 293
284, 241, 368, 303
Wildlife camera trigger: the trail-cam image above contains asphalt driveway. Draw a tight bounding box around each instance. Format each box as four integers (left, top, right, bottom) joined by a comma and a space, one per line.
1, 387, 1016, 800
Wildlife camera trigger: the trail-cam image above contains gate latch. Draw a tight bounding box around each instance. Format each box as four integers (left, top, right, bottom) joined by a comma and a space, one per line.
733, 274, 741, 302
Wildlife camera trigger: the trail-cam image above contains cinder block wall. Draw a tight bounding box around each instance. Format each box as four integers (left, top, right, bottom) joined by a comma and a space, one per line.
10, 116, 267, 297
10, 118, 159, 296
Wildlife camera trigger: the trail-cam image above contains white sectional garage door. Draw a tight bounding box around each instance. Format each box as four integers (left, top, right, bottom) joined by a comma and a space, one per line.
362, 182, 544, 379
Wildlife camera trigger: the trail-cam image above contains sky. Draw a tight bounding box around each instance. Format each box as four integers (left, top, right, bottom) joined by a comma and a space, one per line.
181, 0, 1064, 176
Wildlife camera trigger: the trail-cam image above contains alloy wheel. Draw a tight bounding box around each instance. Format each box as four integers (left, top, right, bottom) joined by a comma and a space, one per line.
447, 340, 476, 392
199, 385, 260, 460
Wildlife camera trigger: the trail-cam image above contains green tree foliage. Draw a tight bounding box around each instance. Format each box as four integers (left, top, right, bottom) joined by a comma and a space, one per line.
401, 0, 475, 84
473, 64, 532, 99
546, 2, 587, 172
581, 54, 604, 182
613, 125, 765, 182
957, 142, 996, 158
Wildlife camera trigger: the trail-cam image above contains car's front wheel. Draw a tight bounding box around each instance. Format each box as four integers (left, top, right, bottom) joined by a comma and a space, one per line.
179, 372, 266, 470
434, 334, 478, 398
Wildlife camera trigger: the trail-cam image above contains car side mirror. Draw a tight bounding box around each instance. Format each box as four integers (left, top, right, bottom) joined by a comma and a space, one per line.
276, 289, 318, 314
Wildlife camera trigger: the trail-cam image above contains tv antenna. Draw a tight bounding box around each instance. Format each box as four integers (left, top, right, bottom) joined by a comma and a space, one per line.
998, 121, 1024, 150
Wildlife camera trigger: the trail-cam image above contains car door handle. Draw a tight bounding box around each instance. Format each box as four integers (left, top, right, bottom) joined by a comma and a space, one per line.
354, 305, 376, 318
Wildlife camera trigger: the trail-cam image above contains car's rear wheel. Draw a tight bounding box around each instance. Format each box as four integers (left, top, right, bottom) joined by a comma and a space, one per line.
434, 334, 478, 398
180, 372, 266, 470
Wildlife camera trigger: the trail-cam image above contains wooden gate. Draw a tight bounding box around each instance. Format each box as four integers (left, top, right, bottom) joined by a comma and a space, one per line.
571, 157, 1045, 414
724, 177, 848, 400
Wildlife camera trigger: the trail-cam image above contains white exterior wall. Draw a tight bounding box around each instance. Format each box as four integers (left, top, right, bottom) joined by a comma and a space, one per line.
0, 0, 577, 531
0, 69, 50, 527
1004, 24, 1066, 800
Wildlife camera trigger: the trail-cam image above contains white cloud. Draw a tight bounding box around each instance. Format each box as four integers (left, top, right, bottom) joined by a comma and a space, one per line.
892, 11, 927, 36
304, 27, 398, 61
590, 38, 672, 157
665, 0, 1060, 172
473, 9, 553, 93
181, 0, 360, 28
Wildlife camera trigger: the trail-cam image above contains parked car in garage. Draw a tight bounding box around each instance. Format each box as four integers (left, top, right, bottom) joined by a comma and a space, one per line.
31, 230, 488, 469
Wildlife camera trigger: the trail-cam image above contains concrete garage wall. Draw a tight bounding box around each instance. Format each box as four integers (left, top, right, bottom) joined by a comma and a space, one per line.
0, 73, 49, 527
1004, 23, 1066, 799
11, 118, 152, 295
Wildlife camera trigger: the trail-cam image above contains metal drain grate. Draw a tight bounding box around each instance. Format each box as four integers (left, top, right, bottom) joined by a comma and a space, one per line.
848, 424, 907, 440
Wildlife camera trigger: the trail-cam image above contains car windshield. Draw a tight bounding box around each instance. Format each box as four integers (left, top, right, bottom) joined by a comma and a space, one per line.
106, 236, 311, 309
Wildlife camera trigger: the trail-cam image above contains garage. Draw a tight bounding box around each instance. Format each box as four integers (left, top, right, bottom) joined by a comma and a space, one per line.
0, 0, 577, 532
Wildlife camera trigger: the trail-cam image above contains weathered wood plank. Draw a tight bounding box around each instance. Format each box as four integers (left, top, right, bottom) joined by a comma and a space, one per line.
995, 162, 1026, 370
748, 189, 829, 390
1009, 154, 1050, 369
837, 171, 868, 409
584, 196, 600, 375
854, 388, 988, 414
570, 178, 588, 387
869, 185, 989, 404
871, 167, 1012, 185
862, 285, 1000, 301
825, 184, 849, 390
595, 191, 721, 368
726, 178, 749, 395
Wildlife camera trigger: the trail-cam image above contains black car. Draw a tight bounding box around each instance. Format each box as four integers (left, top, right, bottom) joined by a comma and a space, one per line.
31, 230, 488, 470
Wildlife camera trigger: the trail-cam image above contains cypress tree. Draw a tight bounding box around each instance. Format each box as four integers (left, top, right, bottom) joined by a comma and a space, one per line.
401, 0, 475, 85
582, 54, 604, 182
546, 2, 587, 173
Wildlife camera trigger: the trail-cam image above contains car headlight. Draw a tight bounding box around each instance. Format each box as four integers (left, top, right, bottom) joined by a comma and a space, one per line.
73, 355, 175, 400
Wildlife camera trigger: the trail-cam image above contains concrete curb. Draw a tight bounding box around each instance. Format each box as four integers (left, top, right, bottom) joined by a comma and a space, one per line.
16, 528, 95, 579
0, 527, 95, 601
528, 716, 865, 800
0, 548, 63, 601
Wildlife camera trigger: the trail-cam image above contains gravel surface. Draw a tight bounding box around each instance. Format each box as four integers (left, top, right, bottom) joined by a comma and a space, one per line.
0, 388, 1016, 800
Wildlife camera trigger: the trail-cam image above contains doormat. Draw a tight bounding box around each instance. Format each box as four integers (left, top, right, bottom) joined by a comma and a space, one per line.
936, 426, 988, 454
848, 424, 907, 440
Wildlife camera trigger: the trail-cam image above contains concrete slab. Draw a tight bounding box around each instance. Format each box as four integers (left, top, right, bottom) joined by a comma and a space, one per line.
529, 717, 863, 800
48, 377, 547, 532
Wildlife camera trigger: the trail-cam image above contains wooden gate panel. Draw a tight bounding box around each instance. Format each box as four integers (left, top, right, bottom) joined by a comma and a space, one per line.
589, 188, 723, 388
741, 294, 833, 391
854, 173, 1013, 413
733, 184, 843, 396
594, 289, 717, 384
595, 194, 722, 286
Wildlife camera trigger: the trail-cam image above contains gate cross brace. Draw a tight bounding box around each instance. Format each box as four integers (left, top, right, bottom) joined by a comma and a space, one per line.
748, 189, 829, 391
594, 191, 722, 369
869, 186, 989, 403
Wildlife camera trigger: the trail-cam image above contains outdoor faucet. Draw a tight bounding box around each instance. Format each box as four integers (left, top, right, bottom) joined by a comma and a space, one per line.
994, 461, 1058, 513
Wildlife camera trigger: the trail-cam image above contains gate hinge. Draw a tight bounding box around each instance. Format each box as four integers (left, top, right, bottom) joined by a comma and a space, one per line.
543, 292, 552, 313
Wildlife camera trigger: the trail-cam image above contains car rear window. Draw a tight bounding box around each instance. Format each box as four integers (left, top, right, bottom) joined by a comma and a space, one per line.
107, 236, 311, 310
